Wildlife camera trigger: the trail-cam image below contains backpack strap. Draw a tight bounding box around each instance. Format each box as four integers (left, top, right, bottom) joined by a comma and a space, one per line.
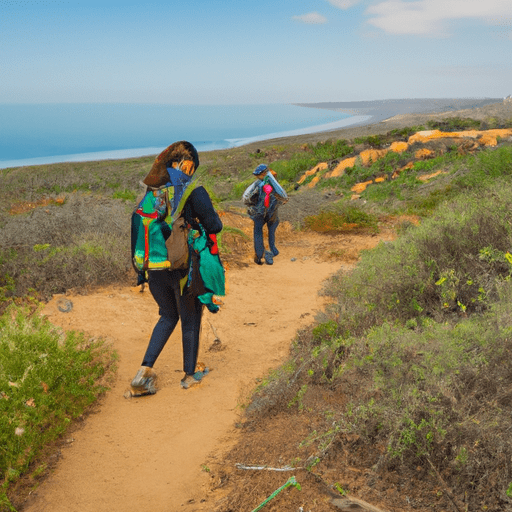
170, 174, 200, 224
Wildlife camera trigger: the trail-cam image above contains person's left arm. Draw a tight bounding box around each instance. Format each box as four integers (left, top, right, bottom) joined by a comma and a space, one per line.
184, 186, 223, 234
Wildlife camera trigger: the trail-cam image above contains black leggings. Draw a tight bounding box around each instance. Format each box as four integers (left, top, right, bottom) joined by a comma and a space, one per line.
142, 270, 203, 375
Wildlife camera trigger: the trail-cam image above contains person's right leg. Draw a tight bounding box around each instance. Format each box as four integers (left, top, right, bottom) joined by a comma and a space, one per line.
252, 216, 265, 264
177, 290, 204, 376
131, 271, 180, 396
178, 289, 209, 389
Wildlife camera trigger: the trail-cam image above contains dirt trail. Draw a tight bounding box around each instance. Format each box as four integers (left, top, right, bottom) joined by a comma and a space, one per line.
21, 226, 394, 512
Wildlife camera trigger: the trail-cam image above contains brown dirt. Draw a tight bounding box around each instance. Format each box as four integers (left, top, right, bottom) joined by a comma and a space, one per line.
17, 214, 397, 512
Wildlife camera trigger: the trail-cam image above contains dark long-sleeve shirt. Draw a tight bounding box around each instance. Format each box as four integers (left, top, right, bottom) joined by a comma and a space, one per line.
183, 186, 223, 235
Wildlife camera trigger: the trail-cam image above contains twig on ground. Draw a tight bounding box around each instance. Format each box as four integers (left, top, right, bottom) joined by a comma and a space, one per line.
236, 463, 296, 472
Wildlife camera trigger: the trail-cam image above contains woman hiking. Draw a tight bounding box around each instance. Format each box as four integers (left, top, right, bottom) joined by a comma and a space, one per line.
130, 141, 223, 395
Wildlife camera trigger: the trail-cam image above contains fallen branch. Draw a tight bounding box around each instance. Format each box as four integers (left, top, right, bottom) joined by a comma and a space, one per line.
236, 463, 296, 472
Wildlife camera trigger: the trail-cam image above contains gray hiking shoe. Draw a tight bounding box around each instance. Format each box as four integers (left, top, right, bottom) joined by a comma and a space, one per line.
130, 366, 158, 396
180, 368, 209, 389
264, 251, 274, 265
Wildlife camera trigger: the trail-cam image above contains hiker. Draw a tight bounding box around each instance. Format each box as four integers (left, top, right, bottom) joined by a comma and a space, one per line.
130, 141, 223, 394
242, 163, 288, 265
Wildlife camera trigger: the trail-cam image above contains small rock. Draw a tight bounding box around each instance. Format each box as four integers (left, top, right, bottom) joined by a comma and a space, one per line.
57, 298, 73, 313
331, 496, 389, 512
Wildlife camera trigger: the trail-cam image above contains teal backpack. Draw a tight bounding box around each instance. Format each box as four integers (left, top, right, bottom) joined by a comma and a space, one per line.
131, 187, 173, 272
130, 181, 226, 313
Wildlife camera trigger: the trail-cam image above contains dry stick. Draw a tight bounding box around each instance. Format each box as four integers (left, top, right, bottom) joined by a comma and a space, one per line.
236, 463, 295, 472
426, 457, 462, 512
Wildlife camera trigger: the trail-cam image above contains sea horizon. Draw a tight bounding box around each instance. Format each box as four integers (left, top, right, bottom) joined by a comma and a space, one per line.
0, 98, 501, 170
0, 103, 364, 170
0, 113, 371, 170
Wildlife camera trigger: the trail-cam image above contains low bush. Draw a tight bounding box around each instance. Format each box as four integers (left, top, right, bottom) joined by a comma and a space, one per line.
322, 183, 512, 329
304, 204, 378, 233
426, 117, 482, 131
388, 126, 426, 138
353, 134, 385, 146
0, 306, 116, 510
1, 193, 132, 311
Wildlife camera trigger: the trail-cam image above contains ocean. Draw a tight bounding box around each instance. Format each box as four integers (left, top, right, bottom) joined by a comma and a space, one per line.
0, 104, 369, 169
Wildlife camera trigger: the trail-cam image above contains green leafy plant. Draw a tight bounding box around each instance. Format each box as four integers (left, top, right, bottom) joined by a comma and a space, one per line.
304, 205, 378, 233
333, 483, 347, 496
353, 134, 384, 146
112, 189, 137, 202
0, 306, 116, 506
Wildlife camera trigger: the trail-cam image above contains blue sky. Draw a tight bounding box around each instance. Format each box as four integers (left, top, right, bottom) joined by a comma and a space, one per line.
1, 0, 512, 104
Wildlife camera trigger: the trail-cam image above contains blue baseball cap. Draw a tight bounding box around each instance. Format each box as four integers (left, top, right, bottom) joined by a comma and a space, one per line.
253, 164, 268, 175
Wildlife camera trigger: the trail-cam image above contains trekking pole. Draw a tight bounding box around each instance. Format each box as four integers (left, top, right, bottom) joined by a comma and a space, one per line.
250, 476, 301, 512
207, 317, 221, 343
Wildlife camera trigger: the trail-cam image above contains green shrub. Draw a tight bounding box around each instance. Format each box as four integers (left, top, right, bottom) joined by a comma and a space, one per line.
353, 135, 384, 146
426, 117, 481, 131
0, 306, 116, 507
304, 203, 378, 233
112, 189, 137, 202
227, 178, 254, 201
388, 126, 426, 138
308, 139, 353, 161
323, 184, 512, 328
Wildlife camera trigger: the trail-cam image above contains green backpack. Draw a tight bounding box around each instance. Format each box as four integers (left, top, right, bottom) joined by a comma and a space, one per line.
131, 177, 197, 273
131, 187, 173, 272
130, 182, 226, 313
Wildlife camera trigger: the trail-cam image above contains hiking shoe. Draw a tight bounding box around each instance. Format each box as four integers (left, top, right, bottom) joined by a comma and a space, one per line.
254, 255, 263, 265
180, 368, 209, 389
130, 366, 158, 396
264, 251, 274, 265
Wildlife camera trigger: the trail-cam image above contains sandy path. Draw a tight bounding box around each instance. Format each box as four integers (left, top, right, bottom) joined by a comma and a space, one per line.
21, 230, 369, 512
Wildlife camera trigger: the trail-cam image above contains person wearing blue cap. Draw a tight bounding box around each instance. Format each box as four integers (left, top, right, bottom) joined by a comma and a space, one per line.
242, 163, 288, 265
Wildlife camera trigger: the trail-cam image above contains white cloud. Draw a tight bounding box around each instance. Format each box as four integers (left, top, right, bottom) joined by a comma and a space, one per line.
366, 0, 512, 36
292, 12, 328, 24
326, 0, 362, 8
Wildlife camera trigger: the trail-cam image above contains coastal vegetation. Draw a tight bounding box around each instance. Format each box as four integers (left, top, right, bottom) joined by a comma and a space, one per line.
0, 310, 116, 511
2, 113, 512, 510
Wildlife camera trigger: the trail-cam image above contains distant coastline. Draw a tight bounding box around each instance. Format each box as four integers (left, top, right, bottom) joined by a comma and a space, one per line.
0, 114, 369, 170
0, 103, 355, 169
293, 98, 502, 125
0, 99, 504, 169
